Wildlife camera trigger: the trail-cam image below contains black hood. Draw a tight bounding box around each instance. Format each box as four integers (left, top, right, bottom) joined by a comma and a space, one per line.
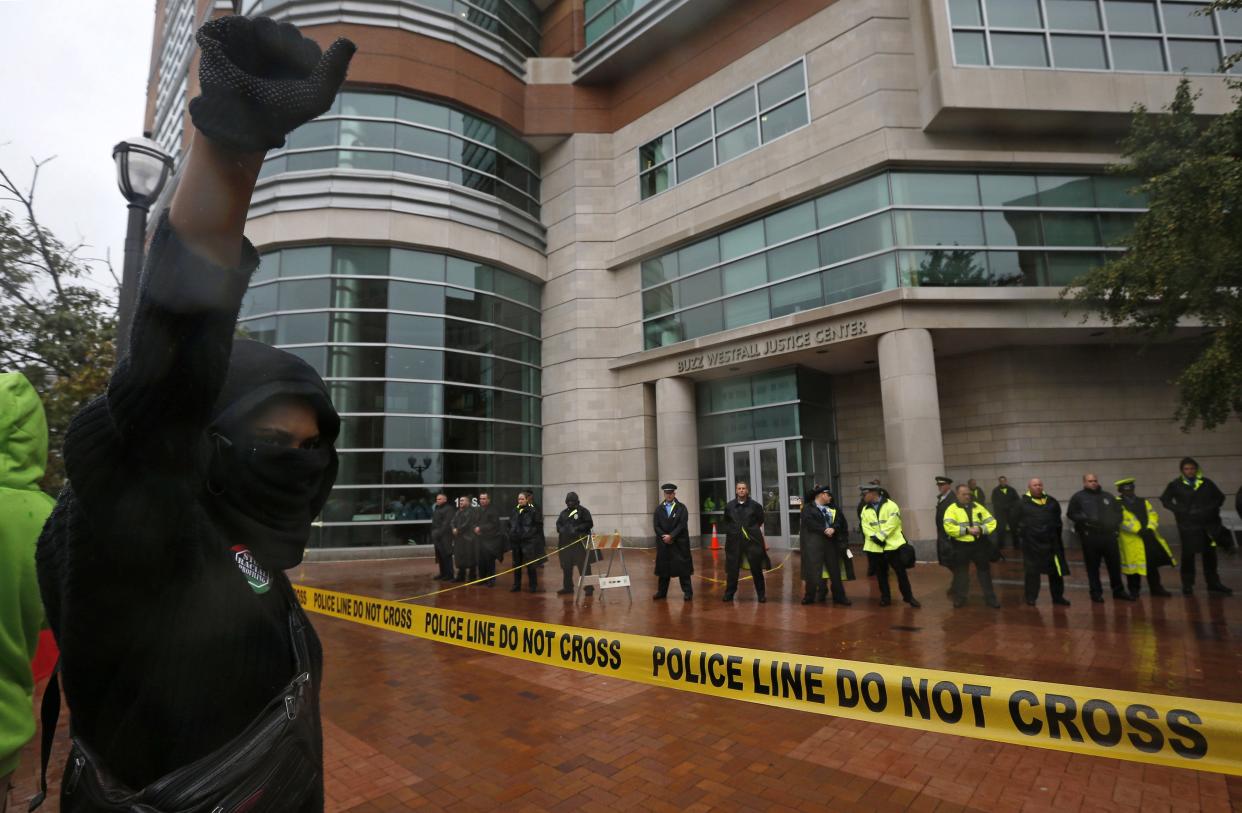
206, 340, 340, 569
565, 491, 579, 506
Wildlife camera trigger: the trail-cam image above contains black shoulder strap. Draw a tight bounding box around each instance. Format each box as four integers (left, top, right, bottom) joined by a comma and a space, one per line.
28, 660, 61, 811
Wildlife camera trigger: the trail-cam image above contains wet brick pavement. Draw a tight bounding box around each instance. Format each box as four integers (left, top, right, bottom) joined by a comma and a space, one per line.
11, 546, 1242, 811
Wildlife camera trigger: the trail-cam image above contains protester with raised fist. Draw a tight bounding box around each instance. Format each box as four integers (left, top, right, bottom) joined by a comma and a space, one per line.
34, 16, 354, 812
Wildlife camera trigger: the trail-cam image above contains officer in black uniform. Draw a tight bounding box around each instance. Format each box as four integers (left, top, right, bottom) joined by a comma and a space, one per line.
555, 492, 594, 596
723, 482, 767, 603
473, 491, 503, 587
430, 492, 454, 580
799, 485, 851, 605
1160, 457, 1233, 596
509, 490, 545, 593
652, 483, 693, 600
1067, 473, 1133, 603
991, 476, 1021, 550
934, 476, 954, 570
449, 495, 476, 583
1013, 478, 1070, 607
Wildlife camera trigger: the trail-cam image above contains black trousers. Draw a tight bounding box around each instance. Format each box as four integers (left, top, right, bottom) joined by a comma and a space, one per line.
805, 543, 847, 602
1179, 530, 1222, 588
512, 546, 538, 589
869, 550, 913, 601
561, 558, 592, 591
1126, 570, 1165, 596
994, 515, 1018, 549
657, 575, 693, 596
479, 556, 496, 584
950, 541, 996, 602
1023, 567, 1065, 603
436, 543, 454, 579
725, 541, 767, 597
1082, 534, 1124, 598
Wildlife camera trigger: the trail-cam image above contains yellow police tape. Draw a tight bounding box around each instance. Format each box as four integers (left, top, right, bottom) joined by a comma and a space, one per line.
292, 583, 1242, 776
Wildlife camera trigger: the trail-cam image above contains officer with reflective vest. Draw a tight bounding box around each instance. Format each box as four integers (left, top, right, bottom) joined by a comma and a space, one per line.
1160, 457, 1232, 596
798, 484, 851, 606
1116, 478, 1175, 599
942, 484, 1001, 608
859, 483, 919, 607
1013, 478, 1070, 607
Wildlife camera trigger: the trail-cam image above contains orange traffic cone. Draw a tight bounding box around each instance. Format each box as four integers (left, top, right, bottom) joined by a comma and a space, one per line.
711, 523, 720, 549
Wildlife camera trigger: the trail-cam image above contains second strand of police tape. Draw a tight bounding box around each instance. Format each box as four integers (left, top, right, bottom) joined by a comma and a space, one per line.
293, 583, 1242, 778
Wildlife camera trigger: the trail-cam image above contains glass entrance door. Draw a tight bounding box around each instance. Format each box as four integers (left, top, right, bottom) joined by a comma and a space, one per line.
724, 442, 789, 548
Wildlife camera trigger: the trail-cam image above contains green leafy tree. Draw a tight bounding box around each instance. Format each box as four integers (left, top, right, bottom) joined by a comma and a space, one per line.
1, 158, 117, 493
1070, 75, 1242, 431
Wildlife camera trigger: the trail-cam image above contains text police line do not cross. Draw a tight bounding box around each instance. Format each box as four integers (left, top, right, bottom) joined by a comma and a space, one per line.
296, 585, 1236, 776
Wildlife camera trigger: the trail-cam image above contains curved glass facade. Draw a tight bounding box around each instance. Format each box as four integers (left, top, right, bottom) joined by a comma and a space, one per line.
238, 244, 543, 548
245, 0, 542, 58
258, 91, 542, 219
641, 170, 1147, 349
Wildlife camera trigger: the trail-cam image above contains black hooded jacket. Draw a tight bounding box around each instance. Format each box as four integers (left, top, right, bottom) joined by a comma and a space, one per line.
35, 214, 338, 801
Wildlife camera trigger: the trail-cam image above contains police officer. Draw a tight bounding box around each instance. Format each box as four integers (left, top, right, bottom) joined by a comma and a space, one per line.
934, 476, 954, 570
509, 490, 545, 593
1068, 473, 1133, 603
1160, 457, 1232, 596
1116, 478, 1175, 599
555, 492, 594, 596
1013, 478, 1070, 606
450, 495, 477, 583
991, 475, 1020, 550
722, 482, 767, 603
430, 492, 454, 580
799, 485, 851, 606
859, 483, 919, 607
473, 491, 503, 588
652, 483, 693, 601
942, 484, 1000, 609
968, 478, 987, 507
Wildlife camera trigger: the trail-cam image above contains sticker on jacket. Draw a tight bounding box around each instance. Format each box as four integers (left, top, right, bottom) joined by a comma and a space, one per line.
231, 545, 271, 594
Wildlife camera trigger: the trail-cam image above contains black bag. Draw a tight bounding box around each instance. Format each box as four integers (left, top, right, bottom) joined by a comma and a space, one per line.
897, 542, 917, 570
1210, 523, 1237, 553
936, 537, 954, 569
34, 601, 321, 813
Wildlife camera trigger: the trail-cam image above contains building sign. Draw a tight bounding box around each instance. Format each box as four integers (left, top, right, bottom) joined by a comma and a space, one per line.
676, 320, 868, 373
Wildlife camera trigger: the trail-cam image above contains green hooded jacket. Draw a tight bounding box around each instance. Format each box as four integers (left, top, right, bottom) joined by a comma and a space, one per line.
0, 372, 54, 777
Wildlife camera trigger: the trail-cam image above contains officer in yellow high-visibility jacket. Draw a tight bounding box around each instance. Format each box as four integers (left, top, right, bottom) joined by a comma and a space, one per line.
942, 484, 1001, 608
859, 483, 919, 607
1116, 478, 1176, 599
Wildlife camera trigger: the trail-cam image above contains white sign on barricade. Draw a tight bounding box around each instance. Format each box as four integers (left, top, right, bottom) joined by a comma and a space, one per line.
575, 531, 633, 606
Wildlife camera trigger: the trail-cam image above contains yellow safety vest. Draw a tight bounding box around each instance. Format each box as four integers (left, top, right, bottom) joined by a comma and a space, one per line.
942, 502, 998, 542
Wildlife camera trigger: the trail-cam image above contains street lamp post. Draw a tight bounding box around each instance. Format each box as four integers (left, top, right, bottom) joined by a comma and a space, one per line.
113, 135, 173, 355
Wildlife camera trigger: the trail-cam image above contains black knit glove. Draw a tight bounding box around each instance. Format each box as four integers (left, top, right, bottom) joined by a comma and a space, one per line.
189, 15, 356, 153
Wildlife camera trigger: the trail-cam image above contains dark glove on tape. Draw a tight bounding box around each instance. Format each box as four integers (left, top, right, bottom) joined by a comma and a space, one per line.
189, 15, 356, 153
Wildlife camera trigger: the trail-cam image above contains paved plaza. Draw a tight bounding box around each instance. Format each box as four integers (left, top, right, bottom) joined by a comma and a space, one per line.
12, 548, 1242, 812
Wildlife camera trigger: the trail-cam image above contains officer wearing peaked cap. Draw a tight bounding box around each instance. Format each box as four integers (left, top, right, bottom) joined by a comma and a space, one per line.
653, 484, 693, 600
799, 484, 851, 606
934, 476, 954, 569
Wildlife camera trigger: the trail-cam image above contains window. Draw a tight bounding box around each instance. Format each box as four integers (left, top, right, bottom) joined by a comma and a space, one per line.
262, 92, 541, 219
640, 170, 1143, 348
951, 0, 1233, 73
638, 59, 810, 199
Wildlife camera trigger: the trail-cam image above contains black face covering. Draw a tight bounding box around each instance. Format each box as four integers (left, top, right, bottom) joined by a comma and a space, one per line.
207, 340, 340, 571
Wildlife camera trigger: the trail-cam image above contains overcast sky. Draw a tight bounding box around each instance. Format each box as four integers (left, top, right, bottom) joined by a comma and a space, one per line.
0, 0, 157, 294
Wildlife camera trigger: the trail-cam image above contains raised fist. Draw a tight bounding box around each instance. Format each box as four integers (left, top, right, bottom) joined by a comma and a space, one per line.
189, 15, 356, 153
